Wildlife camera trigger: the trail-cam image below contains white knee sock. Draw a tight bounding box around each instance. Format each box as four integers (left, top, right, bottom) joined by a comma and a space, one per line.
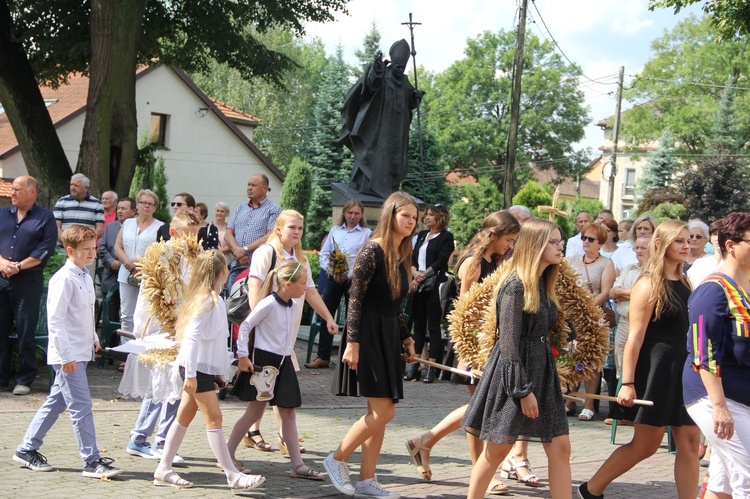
206, 428, 240, 479
155, 422, 187, 476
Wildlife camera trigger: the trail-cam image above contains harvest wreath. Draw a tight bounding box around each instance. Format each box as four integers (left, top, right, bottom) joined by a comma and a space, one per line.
447, 258, 610, 389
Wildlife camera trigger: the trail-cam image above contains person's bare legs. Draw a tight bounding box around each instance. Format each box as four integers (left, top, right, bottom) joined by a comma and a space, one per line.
541, 435, 572, 499
467, 440, 513, 499
586, 424, 665, 495
705, 491, 732, 499
333, 397, 395, 481
671, 425, 701, 499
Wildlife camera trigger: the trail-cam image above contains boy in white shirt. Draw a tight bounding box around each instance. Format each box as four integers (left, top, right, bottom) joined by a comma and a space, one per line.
13, 225, 122, 479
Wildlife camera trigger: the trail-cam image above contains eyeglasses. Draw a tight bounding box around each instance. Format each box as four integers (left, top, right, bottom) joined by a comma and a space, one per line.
138, 201, 155, 207
581, 236, 598, 243
170, 202, 184, 207
689, 234, 704, 240
548, 239, 565, 247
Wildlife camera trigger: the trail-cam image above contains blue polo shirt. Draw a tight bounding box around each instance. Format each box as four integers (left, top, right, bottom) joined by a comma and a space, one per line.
0, 204, 58, 273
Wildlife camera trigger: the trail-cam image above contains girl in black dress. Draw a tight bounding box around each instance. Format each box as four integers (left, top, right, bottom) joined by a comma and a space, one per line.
324, 192, 418, 498
579, 220, 701, 499
462, 219, 571, 499
405, 211, 523, 493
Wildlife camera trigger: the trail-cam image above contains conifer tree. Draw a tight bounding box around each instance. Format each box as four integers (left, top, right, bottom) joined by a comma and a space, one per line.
353, 21, 382, 78
280, 157, 312, 219
640, 130, 678, 191
305, 45, 353, 248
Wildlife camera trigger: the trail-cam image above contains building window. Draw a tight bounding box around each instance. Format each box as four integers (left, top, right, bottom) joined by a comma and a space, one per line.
623, 168, 636, 197
149, 113, 168, 146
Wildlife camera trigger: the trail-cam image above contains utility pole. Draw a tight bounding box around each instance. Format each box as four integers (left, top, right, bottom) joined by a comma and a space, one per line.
503, 0, 528, 209
402, 13, 426, 200
607, 66, 625, 211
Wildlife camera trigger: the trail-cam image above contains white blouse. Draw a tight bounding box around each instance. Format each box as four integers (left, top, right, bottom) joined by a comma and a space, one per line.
237, 293, 298, 359
117, 217, 163, 284
176, 297, 233, 377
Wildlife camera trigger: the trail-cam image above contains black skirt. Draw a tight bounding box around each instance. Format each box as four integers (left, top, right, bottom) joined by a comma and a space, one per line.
230, 348, 301, 408
332, 308, 404, 403
613, 337, 695, 427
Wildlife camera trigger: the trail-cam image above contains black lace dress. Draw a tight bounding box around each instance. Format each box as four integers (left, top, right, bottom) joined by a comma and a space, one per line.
333, 241, 410, 402
462, 275, 569, 444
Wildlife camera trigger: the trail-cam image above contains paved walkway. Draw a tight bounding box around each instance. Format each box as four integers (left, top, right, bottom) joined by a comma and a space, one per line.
0, 343, 685, 498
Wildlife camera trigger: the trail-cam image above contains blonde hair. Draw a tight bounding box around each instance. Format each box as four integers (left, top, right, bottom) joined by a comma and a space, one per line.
639, 220, 690, 319
493, 218, 560, 313
266, 210, 308, 264
372, 192, 419, 298
175, 249, 227, 343
171, 210, 200, 233
258, 260, 308, 300
462, 211, 521, 278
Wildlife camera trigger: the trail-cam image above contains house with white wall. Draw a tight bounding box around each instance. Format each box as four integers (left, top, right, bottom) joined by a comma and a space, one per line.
593, 118, 658, 220
0, 65, 284, 215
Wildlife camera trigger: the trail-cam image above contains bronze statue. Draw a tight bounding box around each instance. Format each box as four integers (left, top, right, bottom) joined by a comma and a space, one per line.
340, 39, 423, 199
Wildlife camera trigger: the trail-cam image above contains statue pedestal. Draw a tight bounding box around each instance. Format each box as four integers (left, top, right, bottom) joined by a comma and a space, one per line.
331, 183, 425, 229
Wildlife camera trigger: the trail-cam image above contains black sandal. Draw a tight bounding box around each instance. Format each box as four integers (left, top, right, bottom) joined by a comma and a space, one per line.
242, 430, 272, 451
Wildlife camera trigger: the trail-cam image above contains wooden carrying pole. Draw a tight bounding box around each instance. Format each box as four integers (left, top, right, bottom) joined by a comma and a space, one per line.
569, 391, 654, 407
413, 358, 585, 403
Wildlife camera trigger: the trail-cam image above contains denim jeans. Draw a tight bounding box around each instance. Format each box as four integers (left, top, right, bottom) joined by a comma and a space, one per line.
18, 362, 100, 466
0, 272, 43, 386
130, 397, 180, 447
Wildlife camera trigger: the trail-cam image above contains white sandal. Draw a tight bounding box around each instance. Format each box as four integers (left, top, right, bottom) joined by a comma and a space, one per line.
153, 470, 193, 488
579, 408, 595, 421
228, 473, 266, 490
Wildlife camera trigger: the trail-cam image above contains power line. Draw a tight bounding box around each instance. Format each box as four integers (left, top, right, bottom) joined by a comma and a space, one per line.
630, 74, 750, 91
529, 0, 619, 86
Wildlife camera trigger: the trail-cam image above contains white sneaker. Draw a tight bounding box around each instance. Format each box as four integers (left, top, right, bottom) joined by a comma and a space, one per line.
354, 476, 400, 498
323, 452, 354, 496
13, 385, 30, 396
150, 445, 185, 465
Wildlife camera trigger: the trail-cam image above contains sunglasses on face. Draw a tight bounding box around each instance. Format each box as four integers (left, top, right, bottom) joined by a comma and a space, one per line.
689, 234, 704, 240
581, 236, 598, 243
171, 202, 184, 207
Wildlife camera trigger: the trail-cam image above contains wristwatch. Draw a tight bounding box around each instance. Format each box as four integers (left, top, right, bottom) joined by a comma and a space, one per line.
243, 245, 249, 253
14, 262, 22, 271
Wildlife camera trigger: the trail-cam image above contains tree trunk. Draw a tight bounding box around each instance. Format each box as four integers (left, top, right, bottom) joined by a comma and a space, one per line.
77, 0, 147, 195
0, 0, 71, 207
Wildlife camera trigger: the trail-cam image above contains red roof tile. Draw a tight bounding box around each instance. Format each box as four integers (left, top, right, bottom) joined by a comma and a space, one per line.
0, 179, 12, 198
0, 73, 89, 157
210, 98, 259, 127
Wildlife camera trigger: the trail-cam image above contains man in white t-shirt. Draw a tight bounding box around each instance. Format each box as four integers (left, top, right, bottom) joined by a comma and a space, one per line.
565, 212, 591, 258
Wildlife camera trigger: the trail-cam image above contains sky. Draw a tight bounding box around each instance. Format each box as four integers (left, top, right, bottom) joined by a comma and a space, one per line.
305, 0, 704, 156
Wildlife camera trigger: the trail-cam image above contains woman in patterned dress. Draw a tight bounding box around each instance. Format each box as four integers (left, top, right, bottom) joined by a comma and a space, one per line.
462, 218, 571, 499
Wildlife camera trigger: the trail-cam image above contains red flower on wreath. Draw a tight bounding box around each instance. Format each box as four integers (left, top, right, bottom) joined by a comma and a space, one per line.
550, 346, 559, 358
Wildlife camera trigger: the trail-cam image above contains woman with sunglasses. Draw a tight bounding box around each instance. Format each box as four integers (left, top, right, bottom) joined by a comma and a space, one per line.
406, 204, 455, 383
685, 220, 709, 274
566, 223, 615, 421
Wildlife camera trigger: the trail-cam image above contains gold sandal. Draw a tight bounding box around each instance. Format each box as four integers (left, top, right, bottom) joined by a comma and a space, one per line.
405, 436, 432, 482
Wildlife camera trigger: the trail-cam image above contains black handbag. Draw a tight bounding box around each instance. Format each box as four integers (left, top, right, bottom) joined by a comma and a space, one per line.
226, 245, 276, 325
418, 274, 438, 293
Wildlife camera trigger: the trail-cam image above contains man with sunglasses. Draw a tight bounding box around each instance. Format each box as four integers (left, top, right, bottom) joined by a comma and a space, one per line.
156, 193, 196, 242
565, 212, 592, 258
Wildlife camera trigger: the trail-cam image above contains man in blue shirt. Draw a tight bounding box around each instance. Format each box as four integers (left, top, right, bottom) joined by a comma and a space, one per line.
0, 176, 58, 395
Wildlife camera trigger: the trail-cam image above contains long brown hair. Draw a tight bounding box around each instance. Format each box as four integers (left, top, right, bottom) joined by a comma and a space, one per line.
639, 220, 690, 319
463, 211, 521, 278
371, 192, 419, 298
